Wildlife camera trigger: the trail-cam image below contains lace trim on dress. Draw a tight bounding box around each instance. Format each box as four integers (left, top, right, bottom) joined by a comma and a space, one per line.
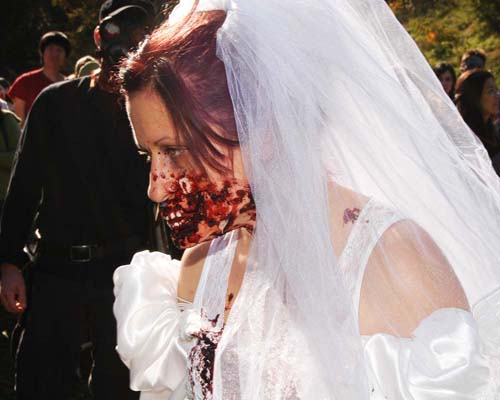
186, 230, 239, 400
337, 198, 406, 322
178, 297, 193, 312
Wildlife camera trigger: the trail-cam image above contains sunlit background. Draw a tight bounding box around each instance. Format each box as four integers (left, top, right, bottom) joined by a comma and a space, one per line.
1, 1, 499, 83
0, 1, 499, 399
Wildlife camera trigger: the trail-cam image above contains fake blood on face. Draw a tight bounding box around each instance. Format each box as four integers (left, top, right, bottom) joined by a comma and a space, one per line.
158, 172, 256, 248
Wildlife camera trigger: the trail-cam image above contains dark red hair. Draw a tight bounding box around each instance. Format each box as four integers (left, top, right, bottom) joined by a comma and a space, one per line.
119, 10, 238, 173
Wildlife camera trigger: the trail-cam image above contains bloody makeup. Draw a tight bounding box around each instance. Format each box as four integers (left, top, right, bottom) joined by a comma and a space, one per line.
343, 207, 360, 225
158, 172, 256, 248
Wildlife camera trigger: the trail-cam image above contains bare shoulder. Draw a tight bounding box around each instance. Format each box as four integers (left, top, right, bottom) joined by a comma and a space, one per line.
375, 220, 467, 298
177, 241, 211, 302
359, 219, 470, 336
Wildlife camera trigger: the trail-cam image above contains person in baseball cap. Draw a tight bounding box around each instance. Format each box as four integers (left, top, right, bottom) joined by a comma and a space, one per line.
1, 1, 157, 399
99, 0, 156, 22
94, 0, 156, 89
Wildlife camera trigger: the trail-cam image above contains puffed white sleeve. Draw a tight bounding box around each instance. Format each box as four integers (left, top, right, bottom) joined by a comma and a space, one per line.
363, 304, 500, 399
474, 287, 500, 390
113, 250, 192, 400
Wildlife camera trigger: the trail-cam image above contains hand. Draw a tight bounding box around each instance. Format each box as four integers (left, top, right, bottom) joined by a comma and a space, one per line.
0, 263, 27, 313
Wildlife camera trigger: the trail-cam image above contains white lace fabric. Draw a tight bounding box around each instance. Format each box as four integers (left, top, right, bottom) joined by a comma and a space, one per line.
337, 200, 498, 399
212, 0, 500, 396
115, 0, 500, 397
338, 198, 406, 323
186, 230, 239, 400
114, 200, 500, 399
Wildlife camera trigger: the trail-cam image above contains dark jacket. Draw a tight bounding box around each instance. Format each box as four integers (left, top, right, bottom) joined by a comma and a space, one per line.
0, 76, 150, 267
0, 110, 21, 200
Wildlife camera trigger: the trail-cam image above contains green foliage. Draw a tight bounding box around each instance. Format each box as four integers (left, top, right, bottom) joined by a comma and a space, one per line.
1, 0, 67, 79
387, 0, 439, 21
0, 1, 175, 81
51, 0, 101, 74
389, 0, 500, 85
472, 0, 500, 34
0, 0, 99, 80
2, 1, 499, 85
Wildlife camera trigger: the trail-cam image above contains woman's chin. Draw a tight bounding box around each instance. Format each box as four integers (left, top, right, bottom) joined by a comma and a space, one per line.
169, 216, 256, 249
171, 223, 220, 249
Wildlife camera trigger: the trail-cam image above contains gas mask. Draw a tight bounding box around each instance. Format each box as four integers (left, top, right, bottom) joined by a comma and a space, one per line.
98, 6, 151, 65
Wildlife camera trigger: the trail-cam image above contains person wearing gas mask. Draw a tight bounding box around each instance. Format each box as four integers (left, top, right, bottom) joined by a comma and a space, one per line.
0, 1, 156, 399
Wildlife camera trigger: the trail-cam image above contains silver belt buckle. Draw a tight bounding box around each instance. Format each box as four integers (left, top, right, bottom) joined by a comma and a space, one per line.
70, 245, 94, 263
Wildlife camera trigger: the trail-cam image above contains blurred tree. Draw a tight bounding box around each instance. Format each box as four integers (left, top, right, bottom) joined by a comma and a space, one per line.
0, 0, 69, 80
2, 1, 497, 83
472, 0, 500, 34
388, 0, 500, 86
49, 0, 180, 75
387, 0, 439, 21
50, 0, 101, 74
0, 0, 176, 81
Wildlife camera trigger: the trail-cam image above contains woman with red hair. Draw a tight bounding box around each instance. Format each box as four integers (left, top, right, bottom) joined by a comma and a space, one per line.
113, 1, 500, 399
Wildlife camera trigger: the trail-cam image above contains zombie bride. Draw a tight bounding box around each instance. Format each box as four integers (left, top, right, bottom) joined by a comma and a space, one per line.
113, 1, 500, 399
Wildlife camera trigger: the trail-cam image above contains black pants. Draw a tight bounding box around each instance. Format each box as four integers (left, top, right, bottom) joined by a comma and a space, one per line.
14, 258, 139, 400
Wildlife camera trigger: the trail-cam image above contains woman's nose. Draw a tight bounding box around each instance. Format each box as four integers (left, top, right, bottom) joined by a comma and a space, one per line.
147, 168, 168, 203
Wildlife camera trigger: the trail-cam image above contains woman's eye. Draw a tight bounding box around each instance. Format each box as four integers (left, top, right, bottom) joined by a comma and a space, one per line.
164, 147, 186, 158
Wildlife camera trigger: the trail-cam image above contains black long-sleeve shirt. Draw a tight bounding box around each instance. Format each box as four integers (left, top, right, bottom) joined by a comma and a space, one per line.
0, 76, 150, 267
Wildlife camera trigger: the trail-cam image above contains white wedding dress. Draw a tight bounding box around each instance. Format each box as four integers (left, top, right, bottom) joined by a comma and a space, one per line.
114, 199, 500, 399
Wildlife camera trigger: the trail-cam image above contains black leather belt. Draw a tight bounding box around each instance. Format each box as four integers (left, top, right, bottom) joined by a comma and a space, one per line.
40, 236, 146, 263
69, 245, 98, 262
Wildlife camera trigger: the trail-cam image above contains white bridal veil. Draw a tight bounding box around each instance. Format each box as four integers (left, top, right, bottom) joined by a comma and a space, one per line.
168, 0, 500, 398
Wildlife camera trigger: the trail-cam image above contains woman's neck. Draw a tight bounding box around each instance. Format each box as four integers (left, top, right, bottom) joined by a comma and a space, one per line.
234, 227, 253, 266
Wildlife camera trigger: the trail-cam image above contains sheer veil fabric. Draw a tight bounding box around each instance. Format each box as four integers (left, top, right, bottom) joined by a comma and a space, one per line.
166, 0, 500, 398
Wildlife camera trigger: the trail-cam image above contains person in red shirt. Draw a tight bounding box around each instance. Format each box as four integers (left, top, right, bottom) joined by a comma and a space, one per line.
8, 31, 71, 126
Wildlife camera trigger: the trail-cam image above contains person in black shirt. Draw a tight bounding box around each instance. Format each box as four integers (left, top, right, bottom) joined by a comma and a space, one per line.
0, 1, 157, 399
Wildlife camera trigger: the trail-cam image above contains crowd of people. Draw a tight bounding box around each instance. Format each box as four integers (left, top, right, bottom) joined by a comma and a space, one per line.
433, 49, 500, 174
0, 32, 102, 209
0, 1, 157, 399
0, 0, 500, 399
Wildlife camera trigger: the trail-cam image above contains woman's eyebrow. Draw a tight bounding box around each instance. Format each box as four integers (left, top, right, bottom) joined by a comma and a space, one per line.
135, 136, 185, 151
135, 139, 174, 151
154, 136, 185, 147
